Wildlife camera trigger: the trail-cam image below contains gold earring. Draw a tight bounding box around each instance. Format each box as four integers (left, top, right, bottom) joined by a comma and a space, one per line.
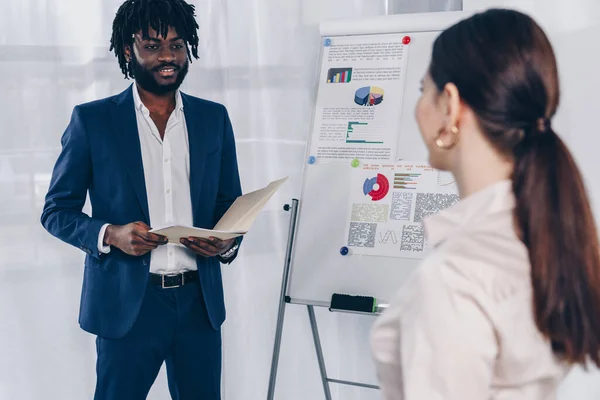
435, 125, 459, 149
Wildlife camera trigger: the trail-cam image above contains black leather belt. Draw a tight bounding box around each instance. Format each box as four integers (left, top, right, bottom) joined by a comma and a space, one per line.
149, 270, 198, 289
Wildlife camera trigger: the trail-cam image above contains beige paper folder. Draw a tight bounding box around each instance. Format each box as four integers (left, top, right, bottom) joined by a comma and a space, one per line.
150, 176, 288, 242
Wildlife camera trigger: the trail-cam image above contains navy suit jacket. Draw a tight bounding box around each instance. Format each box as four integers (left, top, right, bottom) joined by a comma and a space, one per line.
41, 85, 242, 339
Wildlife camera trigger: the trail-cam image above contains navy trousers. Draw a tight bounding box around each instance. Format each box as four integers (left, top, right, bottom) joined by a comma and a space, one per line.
94, 281, 221, 400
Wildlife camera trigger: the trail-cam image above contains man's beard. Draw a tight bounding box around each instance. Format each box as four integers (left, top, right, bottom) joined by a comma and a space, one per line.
130, 53, 189, 95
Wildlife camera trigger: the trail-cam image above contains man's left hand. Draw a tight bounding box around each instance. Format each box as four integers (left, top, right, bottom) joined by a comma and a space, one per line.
180, 236, 235, 258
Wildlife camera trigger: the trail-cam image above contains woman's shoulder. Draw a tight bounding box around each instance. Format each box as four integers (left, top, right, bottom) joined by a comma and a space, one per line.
418, 213, 531, 306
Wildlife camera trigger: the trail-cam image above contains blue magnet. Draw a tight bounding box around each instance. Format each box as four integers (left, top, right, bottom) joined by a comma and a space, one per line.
324, 38, 332, 47
308, 156, 316, 164
340, 246, 349, 256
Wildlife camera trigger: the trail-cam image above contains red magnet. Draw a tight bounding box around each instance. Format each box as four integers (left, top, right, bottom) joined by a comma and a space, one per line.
402, 36, 411, 45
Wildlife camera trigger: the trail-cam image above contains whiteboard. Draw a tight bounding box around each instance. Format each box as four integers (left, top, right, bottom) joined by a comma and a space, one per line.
287, 11, 474, 306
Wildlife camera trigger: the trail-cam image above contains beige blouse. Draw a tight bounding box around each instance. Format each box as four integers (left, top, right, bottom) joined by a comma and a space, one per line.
370, 180, 570, 400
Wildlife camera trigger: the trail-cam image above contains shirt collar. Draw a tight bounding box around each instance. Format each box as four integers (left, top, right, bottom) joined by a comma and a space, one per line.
424, 179, 515, 247
132, 83, 184, 112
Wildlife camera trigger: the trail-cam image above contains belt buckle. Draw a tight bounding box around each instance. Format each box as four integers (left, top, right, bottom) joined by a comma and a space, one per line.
162, 272, 184, 289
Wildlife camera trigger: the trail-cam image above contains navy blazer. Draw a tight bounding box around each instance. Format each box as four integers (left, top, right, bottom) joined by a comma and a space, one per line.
41, 85, 242, 339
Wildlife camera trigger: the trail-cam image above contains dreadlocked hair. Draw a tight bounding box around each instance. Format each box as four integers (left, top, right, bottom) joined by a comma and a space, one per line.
109, 0, 200, 79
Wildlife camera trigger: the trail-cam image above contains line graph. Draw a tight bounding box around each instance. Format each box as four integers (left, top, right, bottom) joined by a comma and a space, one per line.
379, 230, 398, 244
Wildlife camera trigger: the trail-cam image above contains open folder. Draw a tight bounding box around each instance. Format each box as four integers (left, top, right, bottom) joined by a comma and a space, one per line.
150, 176, 288, 242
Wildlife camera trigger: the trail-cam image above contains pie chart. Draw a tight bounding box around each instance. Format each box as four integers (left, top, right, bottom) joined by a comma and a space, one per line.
363, 174, 390, 201
354, 86, 385, 106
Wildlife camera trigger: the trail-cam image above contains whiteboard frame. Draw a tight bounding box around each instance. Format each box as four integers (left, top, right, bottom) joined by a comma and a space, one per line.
287, 10, 476, 309
320, 10, 475, 37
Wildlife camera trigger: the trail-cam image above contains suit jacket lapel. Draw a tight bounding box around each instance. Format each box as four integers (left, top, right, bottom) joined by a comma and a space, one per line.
110, 85, 151, 224
182, 93, 208, 227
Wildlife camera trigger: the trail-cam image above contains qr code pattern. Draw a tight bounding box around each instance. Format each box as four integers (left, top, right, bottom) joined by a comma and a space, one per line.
348, 222, 377, 248
400, 224, 425, 252
413, 193, 459, 223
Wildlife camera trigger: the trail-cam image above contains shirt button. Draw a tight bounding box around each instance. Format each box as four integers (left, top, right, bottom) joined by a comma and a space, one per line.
166, 189, 171, 194
164, 158, 170, 163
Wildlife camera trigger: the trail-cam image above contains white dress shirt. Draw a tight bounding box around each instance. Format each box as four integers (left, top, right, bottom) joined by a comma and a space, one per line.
97, 84, 197, 274
370, 180, 570, 400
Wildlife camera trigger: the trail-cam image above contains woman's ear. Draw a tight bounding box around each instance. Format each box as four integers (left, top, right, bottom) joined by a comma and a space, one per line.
443, 82, 462, 130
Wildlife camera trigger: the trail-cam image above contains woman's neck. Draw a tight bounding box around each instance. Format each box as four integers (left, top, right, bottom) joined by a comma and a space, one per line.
452, 142, 513, 199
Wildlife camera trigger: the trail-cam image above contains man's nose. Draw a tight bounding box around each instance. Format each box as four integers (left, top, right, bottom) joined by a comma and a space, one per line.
157, 47, 174, 63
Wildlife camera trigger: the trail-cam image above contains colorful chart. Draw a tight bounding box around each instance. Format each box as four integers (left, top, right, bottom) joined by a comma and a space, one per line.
394, 172, 421, 189
354, 86, 385, 106
327, 67, 353, 83
437, 171, 457, 190
363, 174, 390, 201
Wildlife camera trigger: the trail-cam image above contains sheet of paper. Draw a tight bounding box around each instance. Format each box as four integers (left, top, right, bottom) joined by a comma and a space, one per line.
214, 176, 288, 231
308, 34, 410, 163
150, 176, 288, 243
150, 226, 245, 242
343, 162, 459, 259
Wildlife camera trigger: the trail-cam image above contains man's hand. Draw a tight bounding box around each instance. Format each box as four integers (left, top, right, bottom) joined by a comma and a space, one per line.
180, 236, 234, 258
104, 222, 168, 256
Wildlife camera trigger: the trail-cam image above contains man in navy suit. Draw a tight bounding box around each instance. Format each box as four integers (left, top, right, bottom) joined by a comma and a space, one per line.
40, 0, 242, 398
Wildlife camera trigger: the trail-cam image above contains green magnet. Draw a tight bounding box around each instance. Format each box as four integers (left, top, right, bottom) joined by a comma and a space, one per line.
351, 158, 360, 168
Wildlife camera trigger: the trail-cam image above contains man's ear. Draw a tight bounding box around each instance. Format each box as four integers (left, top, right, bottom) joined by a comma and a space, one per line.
124, 45, 132, 63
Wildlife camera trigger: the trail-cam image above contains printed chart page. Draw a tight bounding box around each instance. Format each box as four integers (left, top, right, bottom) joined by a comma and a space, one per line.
344, 162, 459, 259
309, 34, 410, 162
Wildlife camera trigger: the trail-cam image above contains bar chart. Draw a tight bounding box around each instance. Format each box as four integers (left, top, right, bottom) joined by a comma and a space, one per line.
394, 172, 421, 189
327, 67, 353, 83
346, 121, 385, 144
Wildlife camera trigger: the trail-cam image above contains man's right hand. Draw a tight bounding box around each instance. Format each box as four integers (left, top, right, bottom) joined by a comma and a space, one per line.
103, 222, 168, 256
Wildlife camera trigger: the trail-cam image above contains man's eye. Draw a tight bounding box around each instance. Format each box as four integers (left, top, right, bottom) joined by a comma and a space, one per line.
172, 45, 184, 50
145, 45, 159, 51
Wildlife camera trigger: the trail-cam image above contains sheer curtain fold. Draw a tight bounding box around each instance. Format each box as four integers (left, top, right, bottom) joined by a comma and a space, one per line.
0, 1, 467, 399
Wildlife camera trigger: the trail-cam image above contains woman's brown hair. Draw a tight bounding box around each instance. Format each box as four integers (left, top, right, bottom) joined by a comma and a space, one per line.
430, 8, 600, 366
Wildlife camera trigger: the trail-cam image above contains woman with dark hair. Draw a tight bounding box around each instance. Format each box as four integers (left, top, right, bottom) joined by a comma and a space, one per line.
370, 8, 600, 399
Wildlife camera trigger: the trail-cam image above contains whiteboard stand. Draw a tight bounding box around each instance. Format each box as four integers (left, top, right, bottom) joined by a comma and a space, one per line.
267, 199, 300, 400
267, 199, 380, 400
267, 11, 475, 399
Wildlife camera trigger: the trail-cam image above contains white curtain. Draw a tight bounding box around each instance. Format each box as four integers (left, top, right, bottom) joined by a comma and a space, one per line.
0, 1, 460, 399
5, 0, 600, 399
32, 1, 600, 400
